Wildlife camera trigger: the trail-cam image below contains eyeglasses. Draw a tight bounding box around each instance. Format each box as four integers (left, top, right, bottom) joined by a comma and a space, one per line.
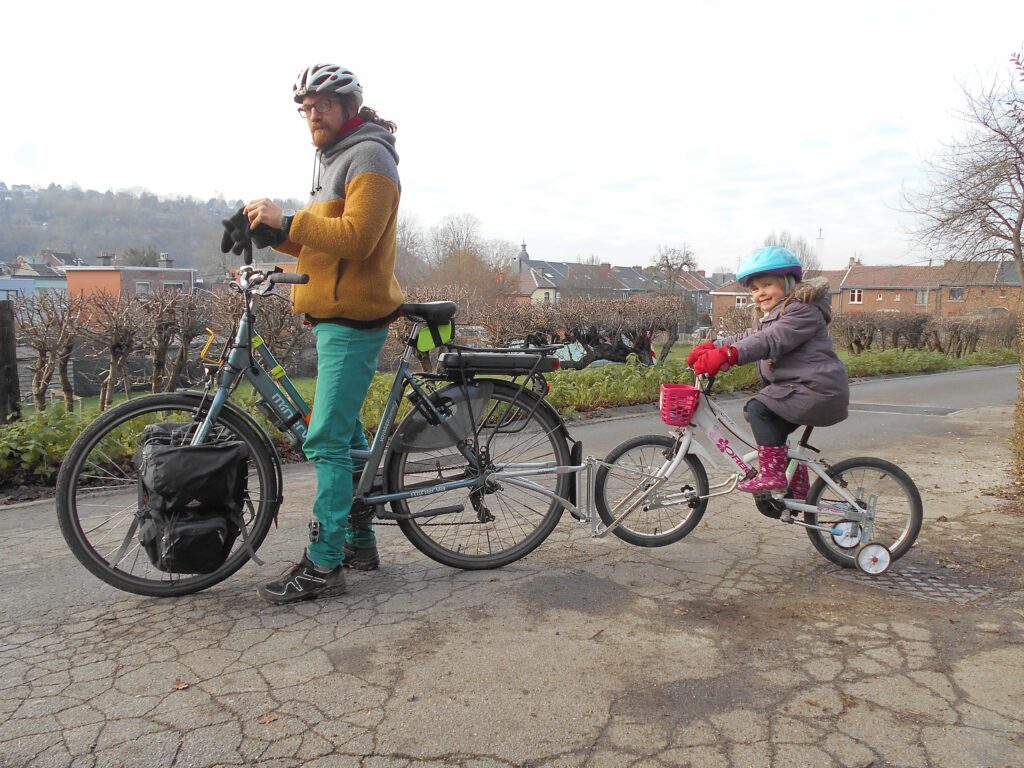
297, 99, 338, 118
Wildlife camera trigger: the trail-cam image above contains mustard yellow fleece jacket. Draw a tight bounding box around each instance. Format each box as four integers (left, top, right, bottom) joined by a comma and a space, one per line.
276, 122, 405, 323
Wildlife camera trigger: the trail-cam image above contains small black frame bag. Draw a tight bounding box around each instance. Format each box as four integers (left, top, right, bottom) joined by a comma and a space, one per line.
135, 424, 250, 574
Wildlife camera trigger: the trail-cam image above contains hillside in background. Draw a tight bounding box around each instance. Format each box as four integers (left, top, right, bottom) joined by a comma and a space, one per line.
0, 183, 303, 275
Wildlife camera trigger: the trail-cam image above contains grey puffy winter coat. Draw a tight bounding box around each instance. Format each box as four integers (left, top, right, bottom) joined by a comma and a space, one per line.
719, 278, 849, 427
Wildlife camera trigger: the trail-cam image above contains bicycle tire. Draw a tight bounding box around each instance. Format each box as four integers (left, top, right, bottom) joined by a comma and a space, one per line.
55, 392, 280, 596
594, 434, 709, 547
804, 456, 923, 568
385, 381, 571, 569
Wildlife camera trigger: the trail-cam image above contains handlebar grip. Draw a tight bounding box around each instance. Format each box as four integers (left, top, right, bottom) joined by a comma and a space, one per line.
268, 272, 310, 285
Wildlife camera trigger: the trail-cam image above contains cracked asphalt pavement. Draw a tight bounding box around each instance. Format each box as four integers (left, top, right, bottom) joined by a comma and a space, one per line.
1, 366, 1022, 767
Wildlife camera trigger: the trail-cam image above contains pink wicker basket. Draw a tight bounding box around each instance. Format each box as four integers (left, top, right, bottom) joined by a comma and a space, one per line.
659, 383, 701, 427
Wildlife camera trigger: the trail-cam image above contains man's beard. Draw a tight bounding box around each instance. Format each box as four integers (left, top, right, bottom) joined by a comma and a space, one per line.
310, 126, 334, 148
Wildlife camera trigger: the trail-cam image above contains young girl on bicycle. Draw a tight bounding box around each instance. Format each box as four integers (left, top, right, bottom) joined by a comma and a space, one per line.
687, 246, 849, 497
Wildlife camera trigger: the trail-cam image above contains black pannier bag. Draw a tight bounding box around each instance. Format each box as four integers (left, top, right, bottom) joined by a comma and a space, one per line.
135, 424, 250, 574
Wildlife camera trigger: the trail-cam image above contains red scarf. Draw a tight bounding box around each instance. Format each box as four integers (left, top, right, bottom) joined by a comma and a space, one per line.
338, 115, 365, 138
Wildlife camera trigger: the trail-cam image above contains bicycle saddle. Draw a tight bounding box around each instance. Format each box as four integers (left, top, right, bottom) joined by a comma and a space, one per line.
401, 301, 458, 324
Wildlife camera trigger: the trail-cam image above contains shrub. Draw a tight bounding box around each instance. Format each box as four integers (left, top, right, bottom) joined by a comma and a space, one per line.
0, 408, 89, 485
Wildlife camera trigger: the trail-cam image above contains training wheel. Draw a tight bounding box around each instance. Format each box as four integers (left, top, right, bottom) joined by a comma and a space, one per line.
856, 542, 892, 575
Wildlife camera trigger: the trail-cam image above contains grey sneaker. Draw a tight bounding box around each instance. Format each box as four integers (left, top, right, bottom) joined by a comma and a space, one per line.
257, 554, 347, 604
343, 542, 380, 571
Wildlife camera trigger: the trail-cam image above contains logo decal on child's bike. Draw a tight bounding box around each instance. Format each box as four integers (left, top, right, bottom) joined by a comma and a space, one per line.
708, 426, 753, 475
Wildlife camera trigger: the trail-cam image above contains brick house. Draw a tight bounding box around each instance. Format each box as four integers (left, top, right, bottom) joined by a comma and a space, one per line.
65, 253, 196, 297
709, 258, 1022, 330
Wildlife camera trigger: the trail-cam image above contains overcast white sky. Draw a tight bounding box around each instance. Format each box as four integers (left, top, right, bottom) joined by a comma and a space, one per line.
2, 1, 1021, 272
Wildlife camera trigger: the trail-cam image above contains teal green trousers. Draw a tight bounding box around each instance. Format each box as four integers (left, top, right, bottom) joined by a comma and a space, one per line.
303, 323, 388, 569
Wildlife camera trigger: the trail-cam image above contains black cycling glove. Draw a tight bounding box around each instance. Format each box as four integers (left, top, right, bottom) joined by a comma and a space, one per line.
220, 207, 253, 262
251, 223, 287, 250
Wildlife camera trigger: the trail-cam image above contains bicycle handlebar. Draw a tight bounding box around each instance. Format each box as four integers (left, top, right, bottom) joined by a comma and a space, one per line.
268, 272, 309, 285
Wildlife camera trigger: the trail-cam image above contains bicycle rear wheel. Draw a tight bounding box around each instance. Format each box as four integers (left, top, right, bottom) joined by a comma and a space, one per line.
594, 434, 709, 547
384, 381, 572, 569
804, 456, 922, 569
55, 392, 280, 596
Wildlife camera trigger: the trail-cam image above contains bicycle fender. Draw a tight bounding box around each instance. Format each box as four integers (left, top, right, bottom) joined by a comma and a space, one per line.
680, 430, 718, 469
391, 380, 496, 452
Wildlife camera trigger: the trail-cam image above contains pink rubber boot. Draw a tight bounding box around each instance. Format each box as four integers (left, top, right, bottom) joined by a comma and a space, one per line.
737, 445, 789, 493
789, 463, 810, 500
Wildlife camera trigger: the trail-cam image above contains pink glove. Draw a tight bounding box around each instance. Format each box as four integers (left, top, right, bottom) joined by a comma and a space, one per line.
693, 345, 738, 376
686, 341, 716, 366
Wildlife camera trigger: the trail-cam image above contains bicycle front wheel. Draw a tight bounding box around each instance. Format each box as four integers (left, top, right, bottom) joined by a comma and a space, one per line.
385, 381, 572, 570
595, 434, 709, 547
55, 392, 280, 597
804, 456, 923, 568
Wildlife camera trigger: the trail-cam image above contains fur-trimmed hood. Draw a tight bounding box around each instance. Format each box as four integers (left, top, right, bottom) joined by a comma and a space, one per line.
752, 277, 832, 324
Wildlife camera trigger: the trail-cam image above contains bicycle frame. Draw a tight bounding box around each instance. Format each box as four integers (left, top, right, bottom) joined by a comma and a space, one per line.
189, 271, 588, 519
595, 382, 879, 542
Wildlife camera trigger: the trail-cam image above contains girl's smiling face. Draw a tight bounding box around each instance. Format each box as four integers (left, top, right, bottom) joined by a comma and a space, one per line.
748, 275, 787, 312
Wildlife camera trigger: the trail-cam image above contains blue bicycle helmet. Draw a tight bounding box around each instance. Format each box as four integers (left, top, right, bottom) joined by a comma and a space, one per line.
736, 246, 803, 286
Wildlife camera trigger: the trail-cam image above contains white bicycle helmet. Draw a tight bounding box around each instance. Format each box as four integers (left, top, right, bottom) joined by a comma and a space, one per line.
293, 64, 363, 104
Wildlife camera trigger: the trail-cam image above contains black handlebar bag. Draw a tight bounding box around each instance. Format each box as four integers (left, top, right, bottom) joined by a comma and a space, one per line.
135, 431, 249, 574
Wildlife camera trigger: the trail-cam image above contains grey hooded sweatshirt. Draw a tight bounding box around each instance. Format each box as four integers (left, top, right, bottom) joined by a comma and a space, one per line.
719, 278, 849, 427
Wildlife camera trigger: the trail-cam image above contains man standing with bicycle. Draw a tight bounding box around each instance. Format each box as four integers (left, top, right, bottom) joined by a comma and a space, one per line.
224, 63, 404, 604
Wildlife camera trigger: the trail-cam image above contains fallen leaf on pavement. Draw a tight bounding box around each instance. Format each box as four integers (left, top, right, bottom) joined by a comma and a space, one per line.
171, 678, 190, 691
257, 714, 278, 724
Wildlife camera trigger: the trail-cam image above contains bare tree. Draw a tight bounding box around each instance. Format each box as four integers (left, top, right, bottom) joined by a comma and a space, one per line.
428, 213, 482, 265
762, 231, 822, 275
137, 289, 213, 392
652, 244, 697, 294
83, 291, 144, 411
906, 53, 1024, 280
396, 213, 431, 285
165, 289, 212, 391
14, 291, 83, 412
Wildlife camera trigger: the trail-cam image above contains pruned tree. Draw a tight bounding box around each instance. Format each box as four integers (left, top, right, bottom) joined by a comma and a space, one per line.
83, 291, 145, 411
652, 244, 697, 295
906, 52, 1024, 282
14, 291, 83, 412
165, 289, 212, 391
253, 288, 315, 369
762, 231, 822, 275
138, 288, 212, 392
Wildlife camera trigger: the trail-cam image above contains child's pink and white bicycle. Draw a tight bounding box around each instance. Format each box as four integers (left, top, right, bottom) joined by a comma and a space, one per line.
592, 373, 923, 575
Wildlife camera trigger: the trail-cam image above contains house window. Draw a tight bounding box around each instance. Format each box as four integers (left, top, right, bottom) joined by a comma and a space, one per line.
1000, 287, 1007, 299
734, 296, 748, 308
543, 292, 550, 303
876, 293, 883, 301
949, 286, 964, 301
163, 281, 185, 292
849, 289, 863, 304
915, 289, 928, 305
135, 281, 151, 294
894, 294, 901, 302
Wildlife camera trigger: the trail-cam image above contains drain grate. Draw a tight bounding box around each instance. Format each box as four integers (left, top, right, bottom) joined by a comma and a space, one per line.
819, 565, 995, 604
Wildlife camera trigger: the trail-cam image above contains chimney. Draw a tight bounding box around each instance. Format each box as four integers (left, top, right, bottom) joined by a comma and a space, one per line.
848, 256, 861, 267
158, 252, 173, 269
98, 252, 113, 267
697, 269, 705, 277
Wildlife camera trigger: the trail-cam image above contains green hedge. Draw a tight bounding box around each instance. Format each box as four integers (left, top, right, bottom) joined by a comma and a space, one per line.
0, 346, 1017, 489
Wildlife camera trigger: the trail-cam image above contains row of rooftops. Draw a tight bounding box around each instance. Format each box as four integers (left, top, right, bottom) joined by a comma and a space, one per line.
712, 257, 1022, 294
511, 243, 726, 297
